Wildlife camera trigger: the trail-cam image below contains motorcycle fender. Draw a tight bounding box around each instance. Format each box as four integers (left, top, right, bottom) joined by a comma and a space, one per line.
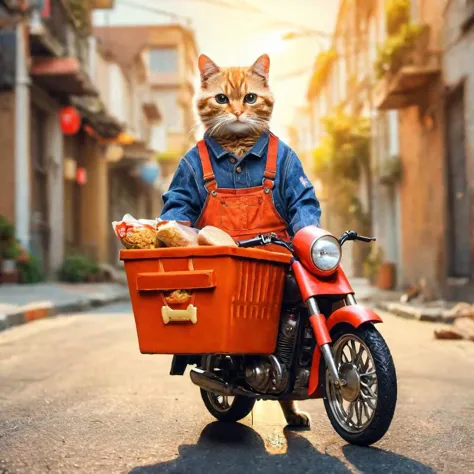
307, 305, 383, 396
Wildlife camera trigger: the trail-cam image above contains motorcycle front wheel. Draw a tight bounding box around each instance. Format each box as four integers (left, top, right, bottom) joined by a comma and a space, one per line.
321, 323, 397, 446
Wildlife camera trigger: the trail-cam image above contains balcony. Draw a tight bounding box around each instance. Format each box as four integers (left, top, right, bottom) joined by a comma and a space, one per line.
29, 0, 96, 96
374, 26, 441, 110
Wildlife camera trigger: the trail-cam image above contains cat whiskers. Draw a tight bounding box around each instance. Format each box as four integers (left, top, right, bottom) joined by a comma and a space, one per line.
208, 116, 233, 136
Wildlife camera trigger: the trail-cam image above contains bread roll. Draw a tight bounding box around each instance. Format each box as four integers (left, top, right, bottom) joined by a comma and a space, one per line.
198, 226, 236, 247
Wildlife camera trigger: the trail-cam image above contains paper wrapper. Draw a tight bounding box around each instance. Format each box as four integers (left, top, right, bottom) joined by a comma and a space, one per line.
156, 221, 199, 248
112, 214, 160, 249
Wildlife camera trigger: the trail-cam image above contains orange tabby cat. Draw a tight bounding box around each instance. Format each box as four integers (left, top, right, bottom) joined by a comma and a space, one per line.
196, 53, 310, 428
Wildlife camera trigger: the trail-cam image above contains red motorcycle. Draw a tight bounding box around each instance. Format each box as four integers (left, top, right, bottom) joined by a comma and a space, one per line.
169, 226, 397, 446
122, 225, 397, 446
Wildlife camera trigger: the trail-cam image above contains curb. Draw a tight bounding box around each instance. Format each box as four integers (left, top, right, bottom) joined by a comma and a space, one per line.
0, 293, 130, 333
376, 301, 456, 323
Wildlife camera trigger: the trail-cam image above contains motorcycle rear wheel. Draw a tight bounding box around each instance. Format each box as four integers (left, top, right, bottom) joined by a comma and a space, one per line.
321, 323, 397, 446
201, 390, 255, 422
200, 355, 255, 422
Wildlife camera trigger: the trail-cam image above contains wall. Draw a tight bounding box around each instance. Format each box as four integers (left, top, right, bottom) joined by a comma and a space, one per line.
80, 137, 109, 262
108, 62, 131, 126
94, 47, 110, 112
442, 0, 474, 299
0, 91, 16, 222
398, 82, 446, 293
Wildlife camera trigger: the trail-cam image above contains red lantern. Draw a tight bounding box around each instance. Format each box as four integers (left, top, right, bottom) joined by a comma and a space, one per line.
76, 167, 87, 185
59, 106, 81, 135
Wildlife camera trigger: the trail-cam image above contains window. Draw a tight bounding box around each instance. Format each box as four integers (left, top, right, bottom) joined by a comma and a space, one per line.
149, 47, 178, 73
153, 90, 181, 130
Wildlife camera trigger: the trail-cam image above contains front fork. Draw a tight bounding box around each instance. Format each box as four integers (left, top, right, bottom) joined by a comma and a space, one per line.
306, 295, 356, 388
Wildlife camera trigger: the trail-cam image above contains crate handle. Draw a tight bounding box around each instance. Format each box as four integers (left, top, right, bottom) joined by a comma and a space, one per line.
162, 305, 197, 325
137, 270, 216, 291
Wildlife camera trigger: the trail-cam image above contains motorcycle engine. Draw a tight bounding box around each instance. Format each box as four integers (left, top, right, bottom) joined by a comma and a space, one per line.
244, 311, 299, 394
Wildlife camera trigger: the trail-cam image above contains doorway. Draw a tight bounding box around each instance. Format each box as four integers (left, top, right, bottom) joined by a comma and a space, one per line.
445, 85, 471, 278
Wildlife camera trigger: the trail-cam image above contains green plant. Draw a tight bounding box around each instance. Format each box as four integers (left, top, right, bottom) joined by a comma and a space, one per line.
58, 255, 99, 283
2, 241, 20, 260
313, 110, 371, 228
374, 23, 427, 79
67, 0, 91, 35
0, 215, 15, 241
386, 0, 410, 36
17, 255, 44, 284
379, 155, 403, 185
363, 245, 384, 283
308, 49, 338, 98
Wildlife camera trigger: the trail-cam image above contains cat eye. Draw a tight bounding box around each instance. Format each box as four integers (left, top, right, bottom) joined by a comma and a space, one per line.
244, 93, 257, 104
215, 94, 229, 104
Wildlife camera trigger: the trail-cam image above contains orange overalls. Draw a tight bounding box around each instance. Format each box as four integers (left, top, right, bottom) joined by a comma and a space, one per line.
195, 134, 291, 248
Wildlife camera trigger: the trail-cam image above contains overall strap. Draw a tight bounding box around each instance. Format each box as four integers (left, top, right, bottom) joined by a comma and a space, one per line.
263, 134, 279, 190
197, 140, 217, 192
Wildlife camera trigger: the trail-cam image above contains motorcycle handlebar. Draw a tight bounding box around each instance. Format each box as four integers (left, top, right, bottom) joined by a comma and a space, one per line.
237, 233, 293, 252
237, 236, 264, 248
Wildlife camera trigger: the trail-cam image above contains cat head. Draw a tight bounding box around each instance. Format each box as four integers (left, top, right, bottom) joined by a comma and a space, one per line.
196, 54, 274, 137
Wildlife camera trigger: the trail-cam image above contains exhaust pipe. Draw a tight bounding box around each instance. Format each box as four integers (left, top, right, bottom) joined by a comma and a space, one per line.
190, 368, 257, 398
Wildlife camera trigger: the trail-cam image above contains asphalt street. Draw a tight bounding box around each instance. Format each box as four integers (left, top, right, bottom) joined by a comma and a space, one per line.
0, 302, 473, 473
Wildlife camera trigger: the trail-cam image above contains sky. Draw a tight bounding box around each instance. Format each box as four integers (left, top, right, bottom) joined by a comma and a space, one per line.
94, 0, 340, 142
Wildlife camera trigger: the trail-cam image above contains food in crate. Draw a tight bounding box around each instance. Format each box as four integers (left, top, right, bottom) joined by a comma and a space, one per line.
156, 221, 199, 247
112, 214, 160, 249
112, 215, 237, 250
164, 289, 192, 305
197, 226, 236, 247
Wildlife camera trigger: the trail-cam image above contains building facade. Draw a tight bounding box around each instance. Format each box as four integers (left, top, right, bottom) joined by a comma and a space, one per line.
0, 0, 165, 276
306, 0, 466, 298
94, 24, 199, 198
442, 0, 474, 300
0, 0, 116, 275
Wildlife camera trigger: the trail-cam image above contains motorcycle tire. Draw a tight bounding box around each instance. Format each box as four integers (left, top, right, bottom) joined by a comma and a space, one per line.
201, 389, 256, 422
321, 323, 397, 446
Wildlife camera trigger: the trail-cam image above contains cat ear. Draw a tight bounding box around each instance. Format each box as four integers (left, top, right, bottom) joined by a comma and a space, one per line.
251, 54, 270, 81
198, 54, 220, 81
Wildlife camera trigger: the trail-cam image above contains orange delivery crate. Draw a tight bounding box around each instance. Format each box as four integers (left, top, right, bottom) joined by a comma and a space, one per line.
120, 246, 291, 355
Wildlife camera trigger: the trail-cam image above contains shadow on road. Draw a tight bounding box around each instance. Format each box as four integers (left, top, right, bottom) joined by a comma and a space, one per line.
342, 445, 436, 474
130, 422, 434, 474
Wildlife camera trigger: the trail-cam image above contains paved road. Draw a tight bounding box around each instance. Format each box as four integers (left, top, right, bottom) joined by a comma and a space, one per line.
1, 302, 473, 474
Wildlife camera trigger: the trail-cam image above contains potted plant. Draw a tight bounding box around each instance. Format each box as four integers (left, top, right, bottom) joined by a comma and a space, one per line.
0, 215, 15, 242
58, 255, 100, 283
1, 241, 20, 283
377, 261, 397, 290
17, 253, 44, 284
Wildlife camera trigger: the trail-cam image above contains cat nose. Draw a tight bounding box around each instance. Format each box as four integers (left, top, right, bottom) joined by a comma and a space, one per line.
234, 110, 242, 117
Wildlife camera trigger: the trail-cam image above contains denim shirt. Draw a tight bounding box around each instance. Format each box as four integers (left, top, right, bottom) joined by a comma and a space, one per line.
160, 132, 321, 237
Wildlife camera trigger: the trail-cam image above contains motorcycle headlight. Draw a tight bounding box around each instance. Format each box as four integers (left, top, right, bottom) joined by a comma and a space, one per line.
311, 235, 341, 273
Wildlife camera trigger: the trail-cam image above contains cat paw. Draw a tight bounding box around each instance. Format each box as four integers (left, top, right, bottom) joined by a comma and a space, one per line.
284, 410, 311, 429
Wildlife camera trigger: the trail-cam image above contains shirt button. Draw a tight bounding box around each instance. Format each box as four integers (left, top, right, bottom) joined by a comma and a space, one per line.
236, 166, 242, 173
230, 158, 237, 164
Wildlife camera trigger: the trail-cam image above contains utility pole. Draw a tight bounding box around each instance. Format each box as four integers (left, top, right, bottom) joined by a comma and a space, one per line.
14, 0, 31, 250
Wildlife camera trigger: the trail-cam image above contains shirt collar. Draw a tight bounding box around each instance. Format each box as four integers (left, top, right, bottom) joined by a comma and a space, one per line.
203, 131, 270, 160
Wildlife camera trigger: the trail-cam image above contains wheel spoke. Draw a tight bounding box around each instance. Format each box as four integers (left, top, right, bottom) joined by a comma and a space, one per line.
360, 390, 377, 410
360, 370, 376, 379
361, 397, 371, 419
354, 345, 365, 368
348, 340, 357, 361
360, 381, 377, 399
345, 401, 355, 425
355, 400, 363, 426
